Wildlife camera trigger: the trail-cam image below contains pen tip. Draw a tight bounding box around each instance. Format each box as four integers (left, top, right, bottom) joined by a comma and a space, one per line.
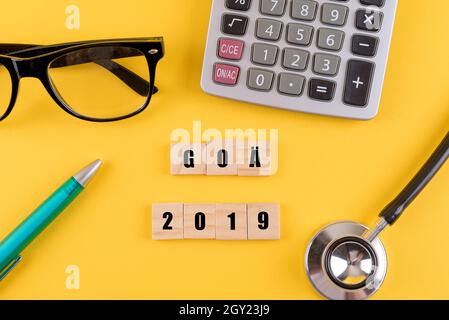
73, 159, 102, 187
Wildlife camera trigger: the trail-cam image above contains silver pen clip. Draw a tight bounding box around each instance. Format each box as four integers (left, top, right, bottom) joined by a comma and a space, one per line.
0, 256, 22, 281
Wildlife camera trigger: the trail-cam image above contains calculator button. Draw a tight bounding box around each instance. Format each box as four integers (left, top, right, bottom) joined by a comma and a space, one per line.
286, 23, 314, 46
256, 18, 283, 41
313, 53, 341, 76
317, 28, 345, 51
309, 79, 336, 101
343, 60, 375, 107
252, 43, 279, 66
260, 0, 286, 16
278, 73, 305, 96
218, 38, 245, 60
282, 48, 309, 71
351, 35, 378, 57
360, 0, 385, 7
248, 68, 275, 91
226, 0, 252, 11
356, 9, 383, 32
213, 63, 240, 86
321, 3, 348, 26
222, 14, 249, 36
291, 0, 318, 21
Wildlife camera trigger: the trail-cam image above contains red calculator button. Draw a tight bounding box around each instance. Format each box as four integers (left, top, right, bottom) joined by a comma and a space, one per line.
218, 38, 244, 60
213, 63, 240, 85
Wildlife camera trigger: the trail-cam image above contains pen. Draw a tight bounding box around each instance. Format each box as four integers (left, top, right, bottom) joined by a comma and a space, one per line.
0, 159, 102, 281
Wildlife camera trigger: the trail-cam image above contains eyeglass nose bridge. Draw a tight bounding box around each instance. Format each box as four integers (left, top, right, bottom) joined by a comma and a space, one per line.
12, 59, 48, 79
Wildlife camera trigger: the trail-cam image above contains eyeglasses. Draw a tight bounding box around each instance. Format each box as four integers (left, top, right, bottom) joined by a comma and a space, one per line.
0, 37, 164, 122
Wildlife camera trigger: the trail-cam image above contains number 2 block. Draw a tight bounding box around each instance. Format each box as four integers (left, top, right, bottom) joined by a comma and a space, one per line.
184, 204, 216, 239
152, 203, 184, 240
216, 203, 247, 240
247, 203, 280, 240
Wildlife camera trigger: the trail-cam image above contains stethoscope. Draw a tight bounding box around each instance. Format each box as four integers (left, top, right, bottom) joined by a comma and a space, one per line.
305, 131, 449, 300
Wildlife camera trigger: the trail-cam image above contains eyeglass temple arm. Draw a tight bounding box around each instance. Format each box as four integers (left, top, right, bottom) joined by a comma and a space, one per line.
0, 44, 157, 96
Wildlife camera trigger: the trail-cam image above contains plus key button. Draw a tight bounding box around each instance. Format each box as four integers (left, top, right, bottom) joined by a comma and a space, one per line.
343, 60, 375, 107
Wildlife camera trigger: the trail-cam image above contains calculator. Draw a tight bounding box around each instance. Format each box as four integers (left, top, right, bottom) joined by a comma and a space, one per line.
201, 0, 398, 120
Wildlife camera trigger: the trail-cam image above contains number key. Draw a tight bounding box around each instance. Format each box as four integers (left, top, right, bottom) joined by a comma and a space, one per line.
252, 43, 279, 66
313, 53, 341, 76
317, 28, 345, 51
291, 0, 318, 21
286, 23, 314, 46
247, 68, 275, 91
321, 3, 348, 26
260, 0, 286, 16
282, 48, 309, 71
256, 18, 283, 41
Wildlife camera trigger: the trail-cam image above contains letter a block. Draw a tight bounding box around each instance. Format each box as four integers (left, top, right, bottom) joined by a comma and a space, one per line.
206, 140, 238, 176
171, 143, 206, 175
238, 141, 272, 176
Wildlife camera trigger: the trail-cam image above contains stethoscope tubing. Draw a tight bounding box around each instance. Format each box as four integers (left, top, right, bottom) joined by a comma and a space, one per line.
380, 131, 449, 225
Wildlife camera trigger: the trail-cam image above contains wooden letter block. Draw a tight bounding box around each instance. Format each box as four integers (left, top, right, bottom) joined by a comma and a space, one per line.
206, 139, 238, 176
247, 203, 280, 240
184, 204, 216, 239
170, 143, 206, 175
238, 141, 272, 176
215, 203, 247, 240
152, 203, 184, 240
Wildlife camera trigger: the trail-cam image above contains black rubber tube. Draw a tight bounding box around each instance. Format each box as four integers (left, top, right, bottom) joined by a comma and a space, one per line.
380, 131, 449, 225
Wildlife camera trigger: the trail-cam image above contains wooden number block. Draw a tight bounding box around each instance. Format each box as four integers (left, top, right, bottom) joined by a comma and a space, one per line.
152, 203, 184, 240
170, 143, 206, 175
238, 141, 272, 176
206, 139, 238, 176
215, 203, 247, 240
184, 204, 216, 239
247, 203, 280, 240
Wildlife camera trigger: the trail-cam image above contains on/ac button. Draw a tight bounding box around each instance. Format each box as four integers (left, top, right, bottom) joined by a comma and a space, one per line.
213, 63, 240, 86
218, 38, 245, 61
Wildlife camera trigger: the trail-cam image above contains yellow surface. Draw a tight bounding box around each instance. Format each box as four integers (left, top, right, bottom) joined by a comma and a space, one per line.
0, 0, 449, 300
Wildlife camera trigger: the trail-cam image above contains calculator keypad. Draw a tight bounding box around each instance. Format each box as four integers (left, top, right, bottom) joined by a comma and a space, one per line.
202, 0, 398, 119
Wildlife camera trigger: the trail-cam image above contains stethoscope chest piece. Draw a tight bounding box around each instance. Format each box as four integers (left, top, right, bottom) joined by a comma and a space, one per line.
305, 221, 387, 300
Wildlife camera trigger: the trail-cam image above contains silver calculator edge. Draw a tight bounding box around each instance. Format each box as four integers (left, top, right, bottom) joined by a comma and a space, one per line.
201, 0, 398, 120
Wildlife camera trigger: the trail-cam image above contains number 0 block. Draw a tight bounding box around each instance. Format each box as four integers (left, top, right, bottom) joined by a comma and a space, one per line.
184, 204, 216, 239
247, 203, 280, 240
152, 203, 184, 240
216, 203, 248, 240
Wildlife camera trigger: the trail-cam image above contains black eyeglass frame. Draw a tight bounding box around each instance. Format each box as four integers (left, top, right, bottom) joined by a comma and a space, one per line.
0, 37, 164, 122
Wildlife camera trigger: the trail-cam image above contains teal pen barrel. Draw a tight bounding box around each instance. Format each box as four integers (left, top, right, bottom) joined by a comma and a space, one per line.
0, 177, 83, 273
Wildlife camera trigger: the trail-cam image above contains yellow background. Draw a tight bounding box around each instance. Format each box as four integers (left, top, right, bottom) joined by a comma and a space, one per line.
0, 0, 449, 300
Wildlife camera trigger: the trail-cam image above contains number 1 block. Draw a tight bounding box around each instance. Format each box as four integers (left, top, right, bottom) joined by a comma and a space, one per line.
184, 204, 216, 239
216, 203, 248, 240
152, 203, 184, 240
247, 203, 280, 240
